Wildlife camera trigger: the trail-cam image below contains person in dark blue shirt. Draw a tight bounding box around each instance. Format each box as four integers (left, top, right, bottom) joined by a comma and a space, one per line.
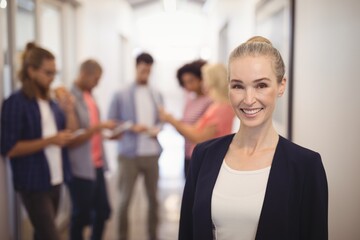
0, 42, 77, 240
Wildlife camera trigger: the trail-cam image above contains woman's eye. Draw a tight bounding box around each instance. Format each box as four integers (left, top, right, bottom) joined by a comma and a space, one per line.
231, 84, 244, 89
257, 83, 268, 89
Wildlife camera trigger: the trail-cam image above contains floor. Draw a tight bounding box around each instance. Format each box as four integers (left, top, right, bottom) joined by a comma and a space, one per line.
103, 128, 185, 240
103, 173, 184, 240
21, 128, 185, 240
22, 175, 184, 240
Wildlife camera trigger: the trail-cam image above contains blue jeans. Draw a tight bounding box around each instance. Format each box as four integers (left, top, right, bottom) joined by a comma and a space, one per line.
68, 168, 111, 240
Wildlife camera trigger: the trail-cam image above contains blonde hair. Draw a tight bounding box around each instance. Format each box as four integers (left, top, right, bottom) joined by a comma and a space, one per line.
228, 36, 285, 83
202, 63, 228, 99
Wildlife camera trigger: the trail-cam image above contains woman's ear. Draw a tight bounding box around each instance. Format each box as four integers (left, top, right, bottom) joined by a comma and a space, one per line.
278, 77, 287, 97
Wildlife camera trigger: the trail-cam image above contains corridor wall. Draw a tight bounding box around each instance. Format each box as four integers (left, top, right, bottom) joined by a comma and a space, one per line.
293, 0, 360, 239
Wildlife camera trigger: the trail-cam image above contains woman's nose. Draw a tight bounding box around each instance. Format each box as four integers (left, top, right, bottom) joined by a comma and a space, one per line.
244, 89, 256, 105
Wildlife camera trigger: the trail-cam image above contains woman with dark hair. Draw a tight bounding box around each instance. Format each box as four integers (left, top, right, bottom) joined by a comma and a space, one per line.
0, 42, 77, 240
160, 63, 235, 176
176, 60, 212, 177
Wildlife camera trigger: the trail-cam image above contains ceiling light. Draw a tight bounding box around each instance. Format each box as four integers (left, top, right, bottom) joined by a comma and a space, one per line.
0, 0, 7, 9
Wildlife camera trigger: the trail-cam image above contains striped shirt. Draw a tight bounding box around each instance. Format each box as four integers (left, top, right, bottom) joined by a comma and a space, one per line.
182, 93, 212, 158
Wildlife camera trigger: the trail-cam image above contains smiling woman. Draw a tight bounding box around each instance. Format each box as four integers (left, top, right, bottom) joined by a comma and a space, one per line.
178, 36, 328, 240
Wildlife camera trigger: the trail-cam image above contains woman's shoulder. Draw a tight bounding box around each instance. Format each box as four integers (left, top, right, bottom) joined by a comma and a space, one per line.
279, 136, 318, 154
190, 134, 234, 171
195, 134, 234, 152
278, 136, 322, 166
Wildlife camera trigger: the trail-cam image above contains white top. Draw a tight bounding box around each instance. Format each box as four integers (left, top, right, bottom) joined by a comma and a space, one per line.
134, 85, 159, 156
38, 99, 63, 185
211, 160, 271, 240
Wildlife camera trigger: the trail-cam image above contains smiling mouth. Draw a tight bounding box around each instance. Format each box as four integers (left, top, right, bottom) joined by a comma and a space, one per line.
241, 108, 263, 115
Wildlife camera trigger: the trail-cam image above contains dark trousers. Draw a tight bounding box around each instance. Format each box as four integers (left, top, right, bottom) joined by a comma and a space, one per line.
20, 185, 61, 240
68, 168, 111, 240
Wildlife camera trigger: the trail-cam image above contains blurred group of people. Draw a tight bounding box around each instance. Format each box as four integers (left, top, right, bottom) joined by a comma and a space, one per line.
0, 36, 328, 240
0, 42, 234, 240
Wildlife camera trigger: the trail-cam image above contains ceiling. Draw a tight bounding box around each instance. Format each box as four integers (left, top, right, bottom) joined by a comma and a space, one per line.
125, 0, 207, 8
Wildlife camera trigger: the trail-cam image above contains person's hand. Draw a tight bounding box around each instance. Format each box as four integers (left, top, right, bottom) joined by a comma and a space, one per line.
49, 130, 74, 147
100, 120, 117, 130
158, 107, 173, 122
130, 124, 148, 133
146, 127, 161, 138
107, 133, 123, 140
60, 95, 76, 114
55, 87, 75, 114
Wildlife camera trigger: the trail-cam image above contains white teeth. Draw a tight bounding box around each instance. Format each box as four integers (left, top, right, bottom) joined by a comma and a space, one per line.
241, 108, 262, 115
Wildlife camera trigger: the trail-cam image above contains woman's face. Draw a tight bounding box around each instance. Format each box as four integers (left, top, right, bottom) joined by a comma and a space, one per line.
228, 55, 286, 129
182, 73, 202, 93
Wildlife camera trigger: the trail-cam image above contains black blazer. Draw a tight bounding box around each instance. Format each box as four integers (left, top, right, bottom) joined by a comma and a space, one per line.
179, 134, 328, 240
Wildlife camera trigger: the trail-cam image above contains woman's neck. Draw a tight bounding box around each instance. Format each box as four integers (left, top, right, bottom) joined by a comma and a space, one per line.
234, 122, 279, 153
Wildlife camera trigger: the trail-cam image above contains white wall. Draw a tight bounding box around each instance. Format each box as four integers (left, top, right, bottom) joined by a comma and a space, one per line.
212, 0, 257, 61
293, 0, 360, 239
76, 0, 134, 106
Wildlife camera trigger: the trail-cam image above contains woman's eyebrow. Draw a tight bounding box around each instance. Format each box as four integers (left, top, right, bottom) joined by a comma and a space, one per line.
230, 78, 270, 83
254, 78, 271, 83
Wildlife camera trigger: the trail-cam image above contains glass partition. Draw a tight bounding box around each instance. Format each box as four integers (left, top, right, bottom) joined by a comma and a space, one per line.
0, 2, 11, 239
16, 0, 36, 84
39, 1, 63, 85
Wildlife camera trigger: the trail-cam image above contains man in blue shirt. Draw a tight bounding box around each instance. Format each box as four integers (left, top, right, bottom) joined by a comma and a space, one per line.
0, 43, 77, 240
108, 52, 163, 240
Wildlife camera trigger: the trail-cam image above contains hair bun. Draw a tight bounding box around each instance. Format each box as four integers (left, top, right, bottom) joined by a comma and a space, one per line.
246, 36, 272, 46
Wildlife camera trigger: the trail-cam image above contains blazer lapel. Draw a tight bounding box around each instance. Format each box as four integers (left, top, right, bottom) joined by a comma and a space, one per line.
255, 136, 290, 239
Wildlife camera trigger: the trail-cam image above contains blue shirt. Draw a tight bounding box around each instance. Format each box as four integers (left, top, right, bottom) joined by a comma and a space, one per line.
0, 90, 72, 192
107, 83, 163, 158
